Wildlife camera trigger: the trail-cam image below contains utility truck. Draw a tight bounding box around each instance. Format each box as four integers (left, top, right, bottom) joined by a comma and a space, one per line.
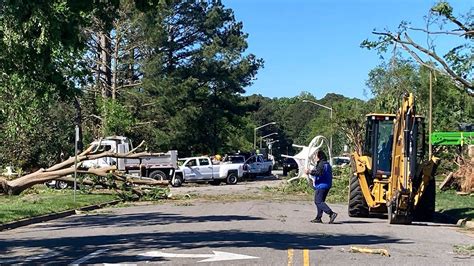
47, 136, 178, 189
83, 136, 178, 180
173, 156, 244, 186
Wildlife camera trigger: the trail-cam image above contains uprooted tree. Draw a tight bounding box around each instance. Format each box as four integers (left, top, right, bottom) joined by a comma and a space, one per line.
0, 140, 168, 196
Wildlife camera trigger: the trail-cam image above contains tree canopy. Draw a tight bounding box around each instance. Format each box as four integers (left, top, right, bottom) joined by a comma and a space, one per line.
362, 1, 473, 96
0, 0, 471, 175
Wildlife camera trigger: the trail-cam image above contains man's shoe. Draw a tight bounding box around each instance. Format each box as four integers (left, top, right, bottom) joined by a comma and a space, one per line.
329, 212, 338, 224
310, 218, 323, 223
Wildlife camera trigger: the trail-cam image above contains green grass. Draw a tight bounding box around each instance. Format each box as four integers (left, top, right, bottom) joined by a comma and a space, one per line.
453, 244, 474, 256
436, 189, 474, 221
0, 186, 116, 224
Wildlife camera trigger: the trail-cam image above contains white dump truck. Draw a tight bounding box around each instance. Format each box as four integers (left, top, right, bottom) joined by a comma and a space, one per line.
173, 156, 244, 186
83, 136, 178, 180
47, 136, 178, 189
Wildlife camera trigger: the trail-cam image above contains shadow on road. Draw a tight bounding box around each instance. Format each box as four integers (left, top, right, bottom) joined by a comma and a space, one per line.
31, 212, 264, 231
337, 220, 373, 224
346, 212, 460, 227
0, 229, 407, 264
241, 174, 281, 182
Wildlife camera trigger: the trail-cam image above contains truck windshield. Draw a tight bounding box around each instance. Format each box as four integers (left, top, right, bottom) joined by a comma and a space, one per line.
376, 120, 394, 174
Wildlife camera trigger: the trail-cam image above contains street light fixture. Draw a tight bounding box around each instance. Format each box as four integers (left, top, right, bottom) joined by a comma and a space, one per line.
302, 99, 333, 160
267, 140, 279, 156
260, 132, 278, 148
254, 122, 276, 149
267, 139, 279, 144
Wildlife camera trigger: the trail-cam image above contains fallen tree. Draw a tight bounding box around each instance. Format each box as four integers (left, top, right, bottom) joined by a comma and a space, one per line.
0, 140, 169, 196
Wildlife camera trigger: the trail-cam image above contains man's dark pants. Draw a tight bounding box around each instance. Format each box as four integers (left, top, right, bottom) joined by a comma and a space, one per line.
314, 188, 333, 219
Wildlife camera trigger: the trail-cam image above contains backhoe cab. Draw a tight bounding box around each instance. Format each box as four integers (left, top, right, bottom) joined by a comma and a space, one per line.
349, 93, 439, 224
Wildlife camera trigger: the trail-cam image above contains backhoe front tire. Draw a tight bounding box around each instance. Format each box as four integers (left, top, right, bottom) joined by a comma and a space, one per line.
348, 174, 369, 217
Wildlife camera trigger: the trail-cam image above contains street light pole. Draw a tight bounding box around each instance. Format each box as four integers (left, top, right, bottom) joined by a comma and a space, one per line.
254, 122, 276, 150
302, 99, 333, 160
260, 132, 278, 148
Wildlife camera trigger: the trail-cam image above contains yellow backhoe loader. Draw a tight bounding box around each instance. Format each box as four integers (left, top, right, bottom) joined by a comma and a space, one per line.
349, 93, 439, 224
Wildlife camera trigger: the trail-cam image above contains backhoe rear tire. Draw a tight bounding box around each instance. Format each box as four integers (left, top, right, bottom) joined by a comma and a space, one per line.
348, 174, 369, 217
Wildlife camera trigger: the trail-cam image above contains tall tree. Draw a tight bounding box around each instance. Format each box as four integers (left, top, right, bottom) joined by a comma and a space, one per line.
140, 0, 263, 155
0, 0, 88, 169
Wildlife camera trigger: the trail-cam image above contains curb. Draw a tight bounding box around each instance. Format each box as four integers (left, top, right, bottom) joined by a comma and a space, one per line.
0, 200, 122, 232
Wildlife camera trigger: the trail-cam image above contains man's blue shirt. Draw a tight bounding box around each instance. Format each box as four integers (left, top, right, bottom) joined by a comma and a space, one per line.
310, 161, 332, 190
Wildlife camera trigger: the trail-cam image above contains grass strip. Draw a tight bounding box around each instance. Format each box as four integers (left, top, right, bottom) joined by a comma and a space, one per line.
436, 189, 474, 221
0, 187, 116, 224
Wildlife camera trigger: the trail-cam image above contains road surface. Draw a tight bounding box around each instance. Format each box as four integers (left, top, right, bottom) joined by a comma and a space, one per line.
1, 174, 472, 265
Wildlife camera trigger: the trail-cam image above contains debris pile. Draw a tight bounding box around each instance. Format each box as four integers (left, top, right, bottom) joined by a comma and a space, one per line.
454, 158, 474, 194
440, 157, 474, 194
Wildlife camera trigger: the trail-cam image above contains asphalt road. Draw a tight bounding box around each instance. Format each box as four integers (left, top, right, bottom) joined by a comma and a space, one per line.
1, 173, 473, 265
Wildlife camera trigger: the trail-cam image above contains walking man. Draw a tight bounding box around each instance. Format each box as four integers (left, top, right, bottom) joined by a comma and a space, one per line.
306, 150, 337, 224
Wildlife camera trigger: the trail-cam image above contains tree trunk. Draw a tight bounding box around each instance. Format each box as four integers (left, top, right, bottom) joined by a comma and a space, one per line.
0, 141, 169, 195
100, 31, 112, 99
112, 35, 120, 100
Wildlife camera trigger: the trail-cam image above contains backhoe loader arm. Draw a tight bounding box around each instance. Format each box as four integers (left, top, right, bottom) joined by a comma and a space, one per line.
351, 152, 377, 208
388, 93, 415, 201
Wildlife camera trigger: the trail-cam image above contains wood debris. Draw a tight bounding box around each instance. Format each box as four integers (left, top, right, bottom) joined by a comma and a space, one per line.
350, 246, 390, 257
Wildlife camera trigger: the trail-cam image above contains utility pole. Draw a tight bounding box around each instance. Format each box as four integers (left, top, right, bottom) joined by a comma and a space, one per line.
254, 122, 276, 150
429, 71, 433, 159
74, 125, 79, 203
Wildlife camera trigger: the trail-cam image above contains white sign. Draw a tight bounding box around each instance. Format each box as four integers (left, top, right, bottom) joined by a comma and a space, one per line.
75, 125, 80, 142
139, 250, 258, 262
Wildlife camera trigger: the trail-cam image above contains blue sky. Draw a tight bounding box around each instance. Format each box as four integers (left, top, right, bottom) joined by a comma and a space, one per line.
223, 0, 471, 100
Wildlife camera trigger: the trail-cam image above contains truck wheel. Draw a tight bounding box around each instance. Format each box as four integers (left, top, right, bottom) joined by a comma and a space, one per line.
55, 180, 69, 189
266, 166, 272, 176
149, 170, 167, 181
226, 172, 238, 185
348, 174, 369, 217
209, 180, 221, 186
413, 177, 436, 222
171, 174, 183, 187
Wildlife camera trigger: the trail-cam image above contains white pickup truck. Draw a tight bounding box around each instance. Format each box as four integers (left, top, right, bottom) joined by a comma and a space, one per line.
173, 156, 244, 186
243, 154, 273, 178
